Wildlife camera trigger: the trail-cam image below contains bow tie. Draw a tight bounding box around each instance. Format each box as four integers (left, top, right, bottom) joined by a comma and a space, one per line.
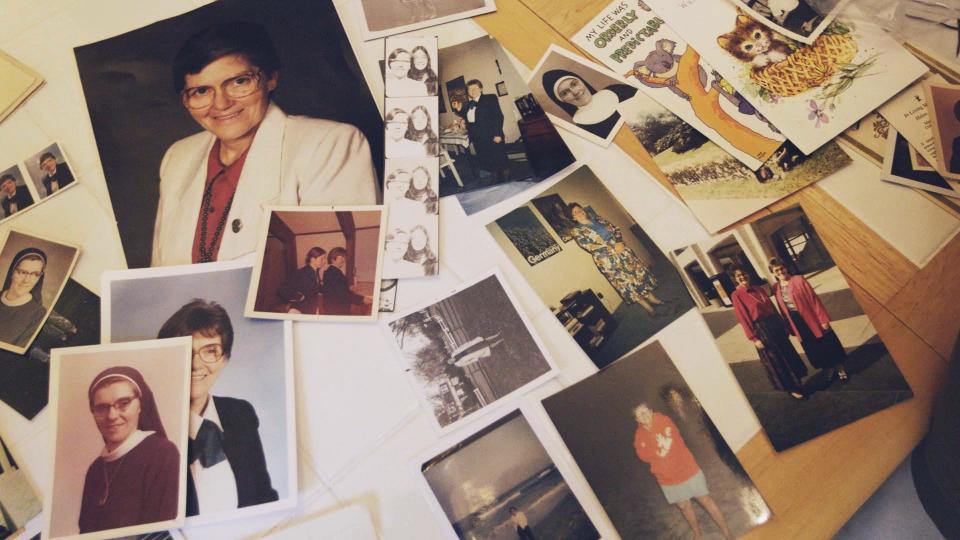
189, 419, 227, 468
467, 101, 477, 110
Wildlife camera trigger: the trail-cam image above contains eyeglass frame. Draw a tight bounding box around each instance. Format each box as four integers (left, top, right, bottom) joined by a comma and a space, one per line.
179, 68, 267, 110
91, 395, 140, 417
13, 268, 43, 279
192, 343, 226, 364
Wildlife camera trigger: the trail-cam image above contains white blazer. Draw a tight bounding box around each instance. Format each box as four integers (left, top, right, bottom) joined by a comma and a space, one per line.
152, 103, 378, 267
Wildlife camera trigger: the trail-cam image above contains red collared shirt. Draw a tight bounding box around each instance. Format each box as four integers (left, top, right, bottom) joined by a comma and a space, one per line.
191, 141, 248, 263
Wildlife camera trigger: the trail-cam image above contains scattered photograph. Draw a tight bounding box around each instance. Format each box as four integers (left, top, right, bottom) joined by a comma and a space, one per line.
542, 341, 771, 539
924, 80, 960, 181
0, 432, 42, 540
74, 0, 384, 268
23, 142, 77, 202
382, 216, 439, 279
386, 97, 440, 158
641, 0, 927, 154
419, 409, 599, 539
379, 279, 399, 313
384, 272, 556, 430
667, 204, 914, 450
624, 93, 851, 232
45, 338, 192, 539
246, 207, 384, 321
0, 230, 80, 355
358, 0, 497, 40
0, 279, 100, 420
882, 129, 960, 198
527, 45, 638, 146
0, 164, 34, 219
438, 36, 575, 215
0, 49, 44, 122
729, 0, 851, 44
486, 165, 695, 369
385, 36, 439, 97
384, 158, 440, 215
103, 259, 297, 525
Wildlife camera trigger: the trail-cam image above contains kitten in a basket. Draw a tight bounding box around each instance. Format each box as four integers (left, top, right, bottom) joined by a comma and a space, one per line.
717, 15, 793, 70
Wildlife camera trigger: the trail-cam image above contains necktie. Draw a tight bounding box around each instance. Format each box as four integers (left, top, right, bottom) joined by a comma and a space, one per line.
190, 419, 227, 468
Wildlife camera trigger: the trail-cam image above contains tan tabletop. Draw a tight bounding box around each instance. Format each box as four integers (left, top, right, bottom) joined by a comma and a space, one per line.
473, 1, 959, 537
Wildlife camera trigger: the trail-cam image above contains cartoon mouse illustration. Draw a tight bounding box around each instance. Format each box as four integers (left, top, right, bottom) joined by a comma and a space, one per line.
625, 39, 706, 101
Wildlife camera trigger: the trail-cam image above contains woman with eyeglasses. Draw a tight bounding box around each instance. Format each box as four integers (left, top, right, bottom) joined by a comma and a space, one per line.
152, 22, 377, 267
157, 299, 277, 517
0, 248, 48, 348
79, 366, 180, 533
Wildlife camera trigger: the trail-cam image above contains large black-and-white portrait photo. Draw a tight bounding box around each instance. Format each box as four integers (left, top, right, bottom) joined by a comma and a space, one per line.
74, 0, 385, 269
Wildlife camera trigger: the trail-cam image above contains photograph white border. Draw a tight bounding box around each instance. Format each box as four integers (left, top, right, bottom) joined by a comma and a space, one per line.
411, 402, 605, 540
357, 0, 497, 41
43, 337, 193, 540
100, 257, 300, 528
526, 44, 627, 148
380, 268, 559, 434
0, 227, 80, 354
727, 0, 853, 45
244, 205, 387, 323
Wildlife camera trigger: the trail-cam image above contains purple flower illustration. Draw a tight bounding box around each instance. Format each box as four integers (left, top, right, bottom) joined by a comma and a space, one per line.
808, 100, 829, 127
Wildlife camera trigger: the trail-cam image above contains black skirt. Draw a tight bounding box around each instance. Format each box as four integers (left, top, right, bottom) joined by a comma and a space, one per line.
753, 314, 807, 392
788, 310, 847, 369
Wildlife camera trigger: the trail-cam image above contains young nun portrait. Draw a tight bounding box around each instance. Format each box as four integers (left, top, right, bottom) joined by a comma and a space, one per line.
157, 299, 278, 516
79, 367, 181, 534
541, 69, 637, 140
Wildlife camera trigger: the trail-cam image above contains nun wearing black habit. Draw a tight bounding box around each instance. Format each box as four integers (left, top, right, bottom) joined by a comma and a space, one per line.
541, 69, 637, 139
0, 247, 49, 347
79, 366, 181, 534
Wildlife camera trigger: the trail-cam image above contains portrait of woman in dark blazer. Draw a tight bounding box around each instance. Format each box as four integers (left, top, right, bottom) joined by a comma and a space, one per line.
157, 299, 277, 516
769, 257, 850, 385
322, 247, 372, 315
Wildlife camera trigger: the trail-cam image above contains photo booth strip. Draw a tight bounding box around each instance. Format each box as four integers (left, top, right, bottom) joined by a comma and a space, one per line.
383, 36, 441, 279
0, 142, 81, 226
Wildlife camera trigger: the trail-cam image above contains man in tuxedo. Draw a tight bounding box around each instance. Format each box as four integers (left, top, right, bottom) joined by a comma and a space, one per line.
452, 79, 511, 185
0, 175, 33, 217
38, 152, 75, 197
157, 300, 278, 517
322, 247, 372, 315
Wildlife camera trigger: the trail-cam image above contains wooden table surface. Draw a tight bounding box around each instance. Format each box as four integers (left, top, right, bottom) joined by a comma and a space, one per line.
473, 1, 959, 537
